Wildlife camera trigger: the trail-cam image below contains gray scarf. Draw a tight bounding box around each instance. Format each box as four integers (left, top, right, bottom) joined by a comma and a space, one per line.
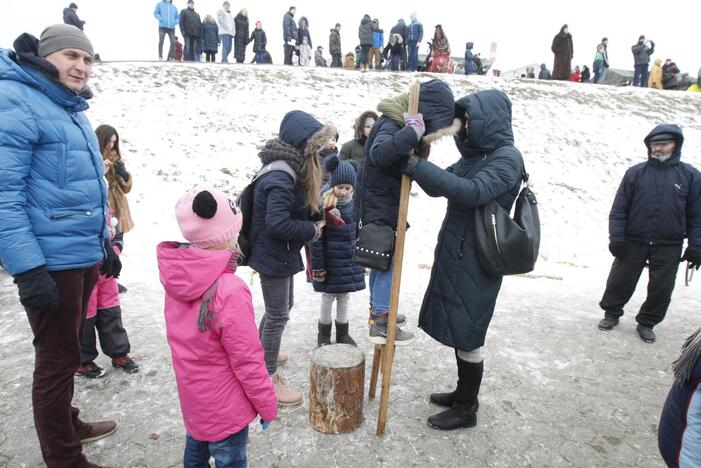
258, 138, 306, 175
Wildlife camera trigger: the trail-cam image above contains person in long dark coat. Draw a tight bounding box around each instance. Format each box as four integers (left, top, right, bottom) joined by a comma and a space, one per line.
233, 8, 249, 63
551, 24, 573, 80
401, 90, 524, 431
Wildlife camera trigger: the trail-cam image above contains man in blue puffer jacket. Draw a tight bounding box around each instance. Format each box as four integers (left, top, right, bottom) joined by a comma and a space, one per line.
0, 24, 120, 467
154, 0, 180, 60
598, 125, 701, 343
406, 12, 423, 71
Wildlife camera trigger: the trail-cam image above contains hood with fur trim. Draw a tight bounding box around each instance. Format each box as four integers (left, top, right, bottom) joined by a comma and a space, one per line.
353, 110, 379, 143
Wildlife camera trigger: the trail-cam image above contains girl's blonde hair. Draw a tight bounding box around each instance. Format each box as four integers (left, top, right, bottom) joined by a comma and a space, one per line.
301, 123, 338, 215
322, 187, 338, 209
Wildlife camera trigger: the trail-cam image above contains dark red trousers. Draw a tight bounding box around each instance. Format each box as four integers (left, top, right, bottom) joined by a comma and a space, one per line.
24, 266, 98, 468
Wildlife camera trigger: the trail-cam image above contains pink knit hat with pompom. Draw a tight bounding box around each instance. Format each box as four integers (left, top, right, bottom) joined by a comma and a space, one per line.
175, 186, 242, 249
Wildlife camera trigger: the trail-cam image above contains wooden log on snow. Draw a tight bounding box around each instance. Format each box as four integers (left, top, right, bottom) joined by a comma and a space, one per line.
309, 344, 365, 434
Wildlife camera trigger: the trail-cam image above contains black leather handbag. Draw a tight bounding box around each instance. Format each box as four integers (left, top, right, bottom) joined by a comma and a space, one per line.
473, 173, 540, 277
353, 221, 395, 271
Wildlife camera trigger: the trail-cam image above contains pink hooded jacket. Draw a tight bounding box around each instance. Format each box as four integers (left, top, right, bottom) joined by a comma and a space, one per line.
157, 241, 277, 441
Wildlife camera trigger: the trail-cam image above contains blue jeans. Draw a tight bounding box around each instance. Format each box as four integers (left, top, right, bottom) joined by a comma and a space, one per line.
184, 427, 248, 468
254, 51, 266, 64
369, 262, 394, 315
407, 44, 419, 71
184, 35, 197, 61
633, 64, 649, 87
220, 35, 233, 63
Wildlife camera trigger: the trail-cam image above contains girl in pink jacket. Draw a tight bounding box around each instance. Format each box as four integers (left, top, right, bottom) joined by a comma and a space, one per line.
157, 186, 277, 467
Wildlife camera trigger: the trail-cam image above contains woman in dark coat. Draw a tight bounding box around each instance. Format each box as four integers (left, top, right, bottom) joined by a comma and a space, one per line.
297, 16, 312, 49
551, 24, 573, 80
401, 90, 524, 430
233, 8, 249, 63
339, 110, 378, 163
201, 15, 219, 62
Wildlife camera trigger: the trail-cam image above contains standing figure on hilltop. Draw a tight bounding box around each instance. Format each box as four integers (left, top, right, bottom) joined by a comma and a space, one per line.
63, 3, 85, 30
297, 16, 312, 52
248, 111, 337, 406
329, 23, 342, 68
390, 18, 407, 71
597, 125, 701, 343
250, 21, 267, 64
649, 59, 664, 89
354, 79, 459, 345
310, 155, 365, 347
427, 24, 453, 73
551, 24, 573, 80
234, 9, 249, 64
370, 19, 384, 70
383, 33, 404, 71
593, 44, 607, 84
358, 14, 374, 72
158, 187, 278, 467
298, 37, 312, 66
0, 24, 121, 466
631, 35, 654, 87
464, 42, 476, 75
179, 0, 202, 62
282, 6, 298, 65
217, 1, 234, 63
154, 0, 180, 60
538, 63, 551, 79
400, 90, 525, 431
339, 110, 378, 163
595, 37, 609, 83
406, 12, 423, 72
201, 15, 219, 62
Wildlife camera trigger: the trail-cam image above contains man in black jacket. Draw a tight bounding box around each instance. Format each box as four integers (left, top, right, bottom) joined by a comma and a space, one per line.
63, 3, 85, 30
598, 125, 701, 343
179, 0, 201, 61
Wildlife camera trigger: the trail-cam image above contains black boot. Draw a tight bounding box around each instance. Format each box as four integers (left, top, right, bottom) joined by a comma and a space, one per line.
430, 349, 459, 407
317, 322, 332, 347
335, 321, 357, 346
428, 358, 483, 431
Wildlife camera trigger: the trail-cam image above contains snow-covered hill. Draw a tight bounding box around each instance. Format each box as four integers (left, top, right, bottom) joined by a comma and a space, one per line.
1, 63, 700, 467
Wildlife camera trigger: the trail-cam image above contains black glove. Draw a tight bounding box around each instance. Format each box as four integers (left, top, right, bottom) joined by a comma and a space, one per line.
400, 154, 421, 177
14, 266, 59, 312
682, 246, 701, 270
101, 240, 122, 278
113, 161, 130, 182
608, 241, 627, 259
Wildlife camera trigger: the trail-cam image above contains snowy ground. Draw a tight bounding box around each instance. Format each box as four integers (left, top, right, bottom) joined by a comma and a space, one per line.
1, 63, 701, 467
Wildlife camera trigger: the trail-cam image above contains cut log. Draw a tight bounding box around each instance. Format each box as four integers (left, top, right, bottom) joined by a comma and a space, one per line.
309, 344, 365, 434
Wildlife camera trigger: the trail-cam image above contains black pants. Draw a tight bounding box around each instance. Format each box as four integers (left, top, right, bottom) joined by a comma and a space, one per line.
400, 46, 407, 71
284, 43, 295, 65
205, 51, 216, 62
183, 35, 198, 61
331, 52, 342, 68
80, 306, 131, 363
158, 27, 176, 59
599, 242, 682, 328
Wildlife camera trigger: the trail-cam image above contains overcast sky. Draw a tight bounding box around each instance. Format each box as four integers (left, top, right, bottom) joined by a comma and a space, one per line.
2, 0, 697, 74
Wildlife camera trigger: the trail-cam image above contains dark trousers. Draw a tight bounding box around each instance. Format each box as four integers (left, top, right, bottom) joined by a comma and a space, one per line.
183, 35, 198, 61
284, 43, 295, 65
204, 51, 216, 62
158, 27, 176, 60
331, 52, 342, 68
400, 46, 407, 71
25, 266, 99, 468
599, 242, 682, 328
359, 45, 371, 65
80, 306, 131, 363
633, 64, 649, 87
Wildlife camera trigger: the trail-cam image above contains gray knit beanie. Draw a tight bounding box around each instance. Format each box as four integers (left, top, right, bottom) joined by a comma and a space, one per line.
38, 24, 94, 58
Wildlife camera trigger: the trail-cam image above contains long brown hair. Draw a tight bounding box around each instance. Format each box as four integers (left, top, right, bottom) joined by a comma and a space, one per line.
302, 147, 321, 214
94, 124, 120, 159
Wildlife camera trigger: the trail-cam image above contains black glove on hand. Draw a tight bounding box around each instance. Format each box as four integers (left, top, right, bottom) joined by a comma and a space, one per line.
400, 154, 421, 177
682, 246, 701, 270
609, 241, 627, 259
14, 266, 59, 312
113, 161, 130, 182
101, 240, 122, 278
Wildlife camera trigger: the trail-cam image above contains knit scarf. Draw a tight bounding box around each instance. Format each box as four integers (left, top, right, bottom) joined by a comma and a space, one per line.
197, 250, 240, 332
258, 138, 306, 174
673, 328, 701, 384
377, 94, 409, 127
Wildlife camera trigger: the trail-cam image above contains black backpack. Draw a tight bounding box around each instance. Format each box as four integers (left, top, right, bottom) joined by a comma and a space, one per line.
236, 161, 297, 266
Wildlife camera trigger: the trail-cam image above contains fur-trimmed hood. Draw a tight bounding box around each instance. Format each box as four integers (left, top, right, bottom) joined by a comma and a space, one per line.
279, 110, 337, 156
353, 110, 379, 143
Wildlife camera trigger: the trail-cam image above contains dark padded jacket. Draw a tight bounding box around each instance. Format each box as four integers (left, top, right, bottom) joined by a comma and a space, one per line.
609, 125, 701, 248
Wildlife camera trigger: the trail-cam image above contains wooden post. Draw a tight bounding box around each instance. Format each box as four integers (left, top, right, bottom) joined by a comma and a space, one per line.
309, 344, 365, 434
375, 81, 421, 436
368, 344, 382, 399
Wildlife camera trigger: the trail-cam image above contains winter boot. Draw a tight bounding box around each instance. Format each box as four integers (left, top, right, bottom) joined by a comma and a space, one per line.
272, 373, 303, 407
366, 308, 406, 326
317, 322, 332, 347
75, 362, 106, 379
597, 314, 620, 331
369, 314, 414, 345
636, 324, 656, 343
112, 356, 139, 373
335, 321, 357, 346
428, 358, 483, 431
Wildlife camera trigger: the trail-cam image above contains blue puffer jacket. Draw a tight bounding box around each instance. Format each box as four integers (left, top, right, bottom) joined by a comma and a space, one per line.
372, 30, 384, 49
609, 124, 701, 248
355, 79, 455, 230
0, 49, 109, 276
407, 20, 423, 45
413, 90, 524, 350
154, 1, 179, 30
659, 359, 701, 468
310, 198, 365, 294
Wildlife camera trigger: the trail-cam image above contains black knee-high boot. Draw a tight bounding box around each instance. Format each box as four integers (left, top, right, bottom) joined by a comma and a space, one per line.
429, 349, 460, 407
427, 356, 483, 430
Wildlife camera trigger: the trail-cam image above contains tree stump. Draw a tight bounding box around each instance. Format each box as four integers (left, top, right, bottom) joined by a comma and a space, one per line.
309, 344, 365, 434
